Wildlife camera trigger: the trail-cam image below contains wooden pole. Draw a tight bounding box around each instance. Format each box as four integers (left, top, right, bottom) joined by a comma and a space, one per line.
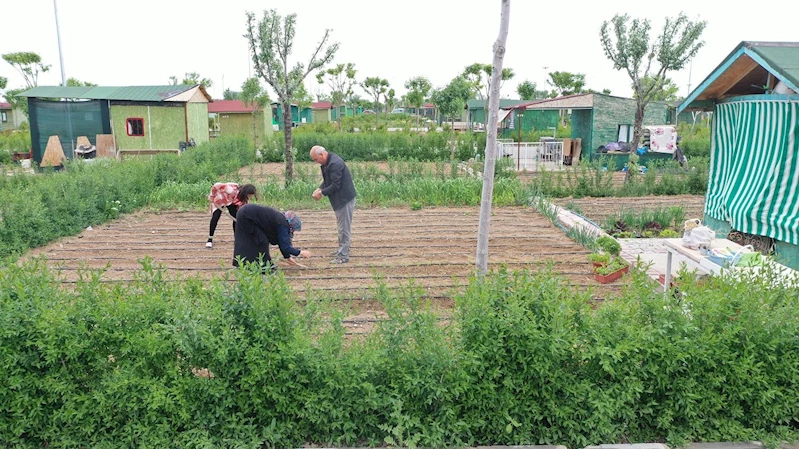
516, 109, 521, 170
476, 0, 510, 274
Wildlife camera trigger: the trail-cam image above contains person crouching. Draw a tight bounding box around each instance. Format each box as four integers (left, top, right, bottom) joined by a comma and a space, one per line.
232, 205, 311, 273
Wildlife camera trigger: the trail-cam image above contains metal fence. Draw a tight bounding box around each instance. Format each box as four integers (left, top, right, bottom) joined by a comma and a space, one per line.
497, 141, 564, 171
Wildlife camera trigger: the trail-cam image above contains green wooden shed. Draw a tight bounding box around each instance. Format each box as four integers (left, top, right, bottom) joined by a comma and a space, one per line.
17, 84, 210, 164
521, 93, 671, 169
678, 41, 799, 269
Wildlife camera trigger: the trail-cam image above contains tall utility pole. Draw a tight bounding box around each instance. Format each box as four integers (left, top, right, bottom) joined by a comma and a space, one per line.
54, 0, 66, 86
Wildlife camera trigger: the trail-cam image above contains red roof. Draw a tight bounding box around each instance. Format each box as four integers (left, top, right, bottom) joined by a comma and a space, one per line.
311, 101, 332, 109
0, 102, 11, 109
423, 103, 435, 108
207, 100, 256, 113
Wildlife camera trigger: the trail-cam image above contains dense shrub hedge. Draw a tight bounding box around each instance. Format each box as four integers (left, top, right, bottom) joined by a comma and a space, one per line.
261, 131, 487, 162
1, 262, 797, 447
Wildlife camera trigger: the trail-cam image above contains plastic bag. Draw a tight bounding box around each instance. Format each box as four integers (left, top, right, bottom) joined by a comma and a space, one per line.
682, 225, 715, 249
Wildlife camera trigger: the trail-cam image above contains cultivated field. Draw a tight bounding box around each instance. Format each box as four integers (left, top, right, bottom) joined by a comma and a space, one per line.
25, 205, 620, 334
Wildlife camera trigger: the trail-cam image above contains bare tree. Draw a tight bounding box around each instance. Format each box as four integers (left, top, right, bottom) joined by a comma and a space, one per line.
245, 9, 339, 183
476, 0, 510, 274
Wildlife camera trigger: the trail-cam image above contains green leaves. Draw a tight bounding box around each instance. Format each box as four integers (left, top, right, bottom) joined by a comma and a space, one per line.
0, 136, 254, 258
1, 261, 799, 446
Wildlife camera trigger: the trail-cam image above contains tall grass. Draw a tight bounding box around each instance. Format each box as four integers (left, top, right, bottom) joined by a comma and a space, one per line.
0, 136, 254, 258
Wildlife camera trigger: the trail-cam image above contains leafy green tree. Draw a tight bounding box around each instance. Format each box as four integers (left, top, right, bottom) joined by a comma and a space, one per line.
547, 71, 586, 96
516, 79, 550, 100
462, 63, 514, 124
383, 88, 396, 114
66, 77, 96, 87
223, 89, 241, 100
601, 12, 706, 149
245, 8, 338, 182
170, 72, 213, 89
2, 52, 50, 89
0, 76, 7, 90
2, 51, 50, 115
404, 76, 432, 127
240, 77, 270, 149
634, 75, 680, 102
431, 76, 471, 126
361, 76, 389, 113
317, 63, 357, 129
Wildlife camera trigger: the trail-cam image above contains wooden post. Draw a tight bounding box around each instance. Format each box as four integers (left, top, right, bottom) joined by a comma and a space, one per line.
183, 103, 190, 144
476, 0, 510, 274
516, 109, 521, 171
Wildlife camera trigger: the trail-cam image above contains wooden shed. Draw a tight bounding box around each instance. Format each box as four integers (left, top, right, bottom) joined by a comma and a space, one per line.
678, 41, 799, 269
208, 99, 272, 144
17, 85, 211, 165
521, 93, 671, 169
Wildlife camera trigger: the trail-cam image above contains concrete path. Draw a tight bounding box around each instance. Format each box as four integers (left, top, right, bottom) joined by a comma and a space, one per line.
618, 238, 705, 289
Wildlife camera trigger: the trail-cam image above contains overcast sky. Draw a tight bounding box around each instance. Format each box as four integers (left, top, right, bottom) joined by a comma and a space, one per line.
2, 0, 798, 102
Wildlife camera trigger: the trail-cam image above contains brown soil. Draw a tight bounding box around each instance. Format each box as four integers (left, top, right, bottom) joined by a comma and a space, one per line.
553, 195, 706, 227
24, 206, 621, 335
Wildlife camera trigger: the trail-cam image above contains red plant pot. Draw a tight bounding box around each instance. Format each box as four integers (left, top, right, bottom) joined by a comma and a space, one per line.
594, 265, 629, 284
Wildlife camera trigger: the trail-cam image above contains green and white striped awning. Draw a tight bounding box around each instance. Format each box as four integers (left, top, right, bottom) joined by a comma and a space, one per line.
706, 99, 799, 245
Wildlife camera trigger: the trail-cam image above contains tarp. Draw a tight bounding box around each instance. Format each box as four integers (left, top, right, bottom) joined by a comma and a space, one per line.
706, 99, 799, 245
28, 98, 111, 164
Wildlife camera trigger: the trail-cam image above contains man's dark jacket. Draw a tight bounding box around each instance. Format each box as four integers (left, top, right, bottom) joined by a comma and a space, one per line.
320, 152, 357, 210
232, 204, 300, 267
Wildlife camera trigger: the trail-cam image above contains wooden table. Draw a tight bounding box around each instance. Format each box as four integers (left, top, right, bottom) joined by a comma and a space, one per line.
662, 238, 797, 290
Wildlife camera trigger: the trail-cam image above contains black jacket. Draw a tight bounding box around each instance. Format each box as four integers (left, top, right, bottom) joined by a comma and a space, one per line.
232, 204, 300, 267
320, 152, 357, 210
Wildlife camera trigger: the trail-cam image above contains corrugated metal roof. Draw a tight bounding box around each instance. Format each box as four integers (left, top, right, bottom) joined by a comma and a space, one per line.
748, 42, 799, 89
466, 99, 528, 109
16, 85, 198, 101
0, 102, 11, 109
208, 100, 255, 113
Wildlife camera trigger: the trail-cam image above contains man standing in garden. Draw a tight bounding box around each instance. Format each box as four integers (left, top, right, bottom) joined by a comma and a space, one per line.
310, 145, 357, 264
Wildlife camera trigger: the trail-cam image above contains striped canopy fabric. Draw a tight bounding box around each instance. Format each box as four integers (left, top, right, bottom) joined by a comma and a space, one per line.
706, 99, 799, 245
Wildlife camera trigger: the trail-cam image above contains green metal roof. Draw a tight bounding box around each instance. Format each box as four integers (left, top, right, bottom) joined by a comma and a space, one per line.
678, 41, 799, 113
466, 99, 527, 110
16, 85, 199, 101
748, 43, 799, 88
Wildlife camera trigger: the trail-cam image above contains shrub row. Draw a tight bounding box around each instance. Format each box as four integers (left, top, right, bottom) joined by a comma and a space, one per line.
1, 262, 797, 447
0, 136, 254, 258
261, 131, 487, 162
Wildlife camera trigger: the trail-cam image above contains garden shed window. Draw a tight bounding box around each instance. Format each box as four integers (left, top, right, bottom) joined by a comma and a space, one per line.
126, 118, 144, 136
1, 112, 7, 122
617, 124, 633, 142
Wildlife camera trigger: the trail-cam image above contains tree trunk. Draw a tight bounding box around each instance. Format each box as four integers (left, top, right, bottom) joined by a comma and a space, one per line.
282, 101, 294, 184
252, 110, 258, 150
625, 103, 646, 183
476, 0, 510, 274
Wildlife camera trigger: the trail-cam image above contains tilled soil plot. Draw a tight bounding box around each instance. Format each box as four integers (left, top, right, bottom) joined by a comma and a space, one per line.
553, 195, 706, 227
25, 207, 621, 334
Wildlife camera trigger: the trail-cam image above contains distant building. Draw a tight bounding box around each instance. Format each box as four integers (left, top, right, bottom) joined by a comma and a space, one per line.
17, 84, 211, 164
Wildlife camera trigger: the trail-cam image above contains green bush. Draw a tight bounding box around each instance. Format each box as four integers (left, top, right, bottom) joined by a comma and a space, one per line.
1, 261, 797, 447
263, 131, 487, 162
0, 136, 254, 258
